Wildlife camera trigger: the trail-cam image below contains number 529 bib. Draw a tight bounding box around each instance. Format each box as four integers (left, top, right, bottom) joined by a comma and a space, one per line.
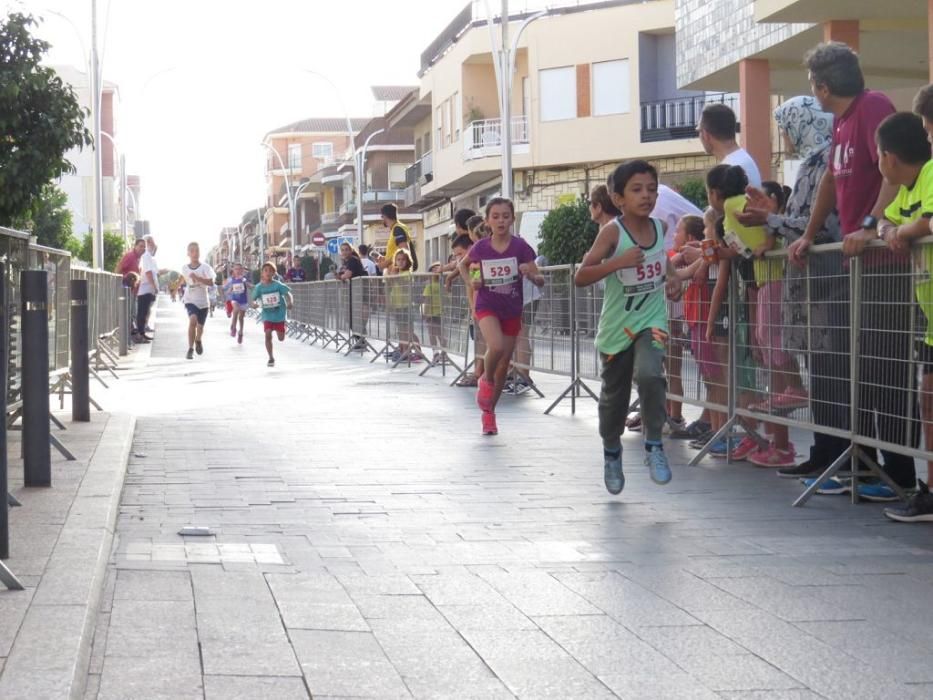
616, 250, 665, 295
481, 257, 519, 287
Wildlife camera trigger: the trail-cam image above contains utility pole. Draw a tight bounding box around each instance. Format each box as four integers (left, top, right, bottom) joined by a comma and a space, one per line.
500, 0, 512, 199
90, 0, 104, 268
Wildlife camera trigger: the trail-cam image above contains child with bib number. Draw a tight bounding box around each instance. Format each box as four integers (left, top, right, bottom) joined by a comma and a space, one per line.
223, 263, 251, 344
458, 197, 544, 435
251, 262, 292, 367
575, 160, 682, 495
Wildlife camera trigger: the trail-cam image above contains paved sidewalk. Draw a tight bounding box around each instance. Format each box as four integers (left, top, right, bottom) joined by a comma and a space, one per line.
85, 296, 933, 699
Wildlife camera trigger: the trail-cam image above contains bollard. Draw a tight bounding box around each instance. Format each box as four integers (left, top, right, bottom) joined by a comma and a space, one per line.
0, 263, 8, 559
118, 292, 129, 356
70, 279, 90, 422
22, 270, 51, 487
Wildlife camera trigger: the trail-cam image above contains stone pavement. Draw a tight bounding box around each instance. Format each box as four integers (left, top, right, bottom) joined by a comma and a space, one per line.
80, 296, 933, 699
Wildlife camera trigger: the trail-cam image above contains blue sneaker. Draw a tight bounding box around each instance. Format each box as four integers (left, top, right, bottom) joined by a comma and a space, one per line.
801, 477, 850, 495
645, 446, 672, 485
708, 438, 732, 458
603, 449, 624, 495
857, 483, 899, 502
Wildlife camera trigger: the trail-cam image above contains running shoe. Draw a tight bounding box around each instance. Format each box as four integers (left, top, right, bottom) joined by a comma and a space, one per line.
625, 414, 643, 433
230, 326, 236, 337
645, 446, 672, 485
481, 410, 498, 435
748, 445, 796, 468
456, 373, 479, 388
186, 348, 194, 360
689, 432, 715, 449
511, 378, 533, 396
603, 448, 624, 495
671, 419, 711, 440
884, 480, 933, 522
237, 332, 243, 345
664, 416, 688, 435
707, 438, 730, 458
476, 377, 495, 412
801, 477, 850, 495
771, 387, 810, 410
267, 358, 275, 367
777, 460, 823, 479
731, 436, 761, 461
502, 381, 517, 396
195, 340, 203, 355
857, 483, 899, 502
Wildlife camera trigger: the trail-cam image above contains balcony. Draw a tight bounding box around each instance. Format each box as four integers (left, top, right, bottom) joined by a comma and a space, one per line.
362, 190, 405, 203
640, 92, 739, 143
338, 200, 356, 216
404, 151, 436, 208
463, 117, 530, 161
322, 212, 339, 225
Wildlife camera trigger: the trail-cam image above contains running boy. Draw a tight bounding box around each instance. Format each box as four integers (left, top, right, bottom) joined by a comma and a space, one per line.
458, 197, 543, 435
224, 262, 251, 344
181, 242, 216, 360
574, 160, 682, 494
251, 262, 293, 367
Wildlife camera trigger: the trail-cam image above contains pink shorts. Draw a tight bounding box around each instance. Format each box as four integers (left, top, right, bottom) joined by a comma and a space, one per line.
689, 322, 724, 382
475, 311, 521, 337
756, 281, 790, 368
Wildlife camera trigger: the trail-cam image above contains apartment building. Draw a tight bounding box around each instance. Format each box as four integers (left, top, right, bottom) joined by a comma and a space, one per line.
674, 0, 932, 180
405, 0, 724, 265
261, 117, 368, 256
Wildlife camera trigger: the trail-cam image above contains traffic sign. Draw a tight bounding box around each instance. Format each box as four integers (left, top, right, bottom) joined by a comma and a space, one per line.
326, 238, 340, 255
311, 231, 326, 247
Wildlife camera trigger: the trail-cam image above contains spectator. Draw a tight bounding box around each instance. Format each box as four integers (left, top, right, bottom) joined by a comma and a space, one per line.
507, 254, 546, 396
422, 262, 444, 363
117, 238, 145, 285
379, 203, 419, 271
385, 249, 422, 362
760, 181, 787, 215
286, 257, 306, 283
697, 103, 763, 187
338, 242, 369, 351
135, 234, 158, 343
786, 42, 910, 499
358, 244, 378, 276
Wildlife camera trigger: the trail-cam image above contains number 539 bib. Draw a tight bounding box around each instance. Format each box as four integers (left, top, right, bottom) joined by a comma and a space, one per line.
616, 250, 665, 295
481, 257, 519, 287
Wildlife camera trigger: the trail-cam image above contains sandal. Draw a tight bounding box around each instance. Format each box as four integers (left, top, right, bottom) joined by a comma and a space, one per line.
456, 373, 479, 387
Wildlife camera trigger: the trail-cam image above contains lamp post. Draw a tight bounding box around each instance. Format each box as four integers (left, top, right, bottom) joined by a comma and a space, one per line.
261, 143, 296, 264
482, 0, 545, 198
358, 128, 385, 244
89, 0, 104, 267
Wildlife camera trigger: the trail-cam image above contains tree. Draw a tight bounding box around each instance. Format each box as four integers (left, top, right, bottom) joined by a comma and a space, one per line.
78, 230, 125, 270
15, 183, 77, 249
537, 197, 598, 265
677, 178, 709, 210
0, 13, 92, 225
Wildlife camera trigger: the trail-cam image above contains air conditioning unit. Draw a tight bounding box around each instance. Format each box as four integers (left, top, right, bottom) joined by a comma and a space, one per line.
418, 172, 433, 186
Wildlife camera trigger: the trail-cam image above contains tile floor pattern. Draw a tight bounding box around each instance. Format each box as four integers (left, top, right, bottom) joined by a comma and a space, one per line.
84, 296, 933, 699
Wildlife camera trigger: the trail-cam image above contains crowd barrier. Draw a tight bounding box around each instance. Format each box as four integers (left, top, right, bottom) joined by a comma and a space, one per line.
280, 239, 933, 509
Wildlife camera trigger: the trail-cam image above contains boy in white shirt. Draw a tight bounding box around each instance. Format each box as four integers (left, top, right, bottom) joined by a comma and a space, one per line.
181, 242, 216, 360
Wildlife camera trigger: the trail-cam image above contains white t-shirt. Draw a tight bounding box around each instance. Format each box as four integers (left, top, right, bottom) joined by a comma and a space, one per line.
361, 258, 378, 276
181, 262, 216, 308
723, 148, 763, 189
652, 185, 704, 252
138, 251, 159, 295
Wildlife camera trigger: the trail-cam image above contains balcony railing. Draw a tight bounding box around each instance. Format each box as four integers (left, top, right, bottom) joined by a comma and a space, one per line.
322, 212, 339, 225
640, 92, 740, 143
362, 190, 405, 203
405, 151, 434, 187
463, 117, 529, 161
338, 200, 356, 216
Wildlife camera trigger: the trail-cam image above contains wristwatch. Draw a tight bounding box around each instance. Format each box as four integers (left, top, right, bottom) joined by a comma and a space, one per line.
861, 215, 878, 231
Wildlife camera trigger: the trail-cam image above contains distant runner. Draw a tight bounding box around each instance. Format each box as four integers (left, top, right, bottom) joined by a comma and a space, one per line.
181, 242, 215, 360
251, 262, 293, 367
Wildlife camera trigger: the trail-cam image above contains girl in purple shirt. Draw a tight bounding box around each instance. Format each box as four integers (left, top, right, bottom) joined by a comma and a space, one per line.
458, 197, 544, 436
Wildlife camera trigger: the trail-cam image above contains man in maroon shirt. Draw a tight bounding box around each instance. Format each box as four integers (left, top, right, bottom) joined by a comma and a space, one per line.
116, 238, 145, 285
785, 42, 916, 497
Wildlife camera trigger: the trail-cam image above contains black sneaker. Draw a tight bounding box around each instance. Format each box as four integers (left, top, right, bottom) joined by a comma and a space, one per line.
688, 431, 714, 449
186, 348, 194, 360
883, 480, 933, 523
267, 358, 275, 367
777, 460, 823, 479
671, 420, 711, 440
195, 340, 203, 355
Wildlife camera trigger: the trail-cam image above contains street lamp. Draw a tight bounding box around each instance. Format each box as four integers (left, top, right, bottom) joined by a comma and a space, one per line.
358, 128, 385, 245
482, 0, 546, 198
260, 142, 296, 264
98, 130, 132, 248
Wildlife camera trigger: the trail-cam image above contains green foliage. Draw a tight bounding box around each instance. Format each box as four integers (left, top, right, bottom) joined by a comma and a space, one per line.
537, 197, 599, 265
677, 178, 708, 210
77, 230, 125, 271
15, 183, 77, 250
0, 13, 92, 225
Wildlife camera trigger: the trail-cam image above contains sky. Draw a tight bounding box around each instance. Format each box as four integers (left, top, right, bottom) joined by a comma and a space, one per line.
3, 0, 511, 269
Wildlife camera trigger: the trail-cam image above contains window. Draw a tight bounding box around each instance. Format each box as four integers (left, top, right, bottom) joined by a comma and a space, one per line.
287, 144, 301, 170
592, 59, 631, 116
539, 66, 576, 122
443, 99, 451, 146
452, 92, 461, 140
311, 142, 334, 160
388, 163, 408, 190
436, 106, 444, 151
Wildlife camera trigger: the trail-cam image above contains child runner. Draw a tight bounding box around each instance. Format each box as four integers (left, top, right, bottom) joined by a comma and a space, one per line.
251, 262, 293, 367
574, 160, 681, 493
458, 197, 543, 435
181, 242, 216, 360
224, 262, 251, 344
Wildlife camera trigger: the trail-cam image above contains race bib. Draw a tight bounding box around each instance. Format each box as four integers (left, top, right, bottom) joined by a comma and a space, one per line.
231, 283, 245, 294
261, 292, 281, 309
616, 250, 665, 295
481, 257, 519, 287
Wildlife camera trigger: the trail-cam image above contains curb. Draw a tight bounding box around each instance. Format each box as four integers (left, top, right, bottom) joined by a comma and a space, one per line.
0, 412, 136, 700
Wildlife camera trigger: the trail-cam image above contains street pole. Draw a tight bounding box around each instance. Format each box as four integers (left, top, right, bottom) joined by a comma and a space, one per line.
261, 143, 296, 265
120, 154, 127, 247
90, 0, 104, 268
500, 0, 512, 199
357, 128, 385, 243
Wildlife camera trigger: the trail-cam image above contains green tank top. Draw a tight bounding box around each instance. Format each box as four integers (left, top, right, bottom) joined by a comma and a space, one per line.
595, 217, 668, 355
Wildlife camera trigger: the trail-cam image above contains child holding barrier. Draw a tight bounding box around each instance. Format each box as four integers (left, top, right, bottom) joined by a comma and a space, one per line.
574, 160, 682, 494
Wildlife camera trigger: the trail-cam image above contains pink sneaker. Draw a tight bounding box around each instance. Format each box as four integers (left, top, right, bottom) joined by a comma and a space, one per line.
230, 326, 236, 337
476, 378, 495, 412
482, 411, 498, 435
771, 387, 809, 410
731, 436, 760, 461
748, 445, 796, 468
